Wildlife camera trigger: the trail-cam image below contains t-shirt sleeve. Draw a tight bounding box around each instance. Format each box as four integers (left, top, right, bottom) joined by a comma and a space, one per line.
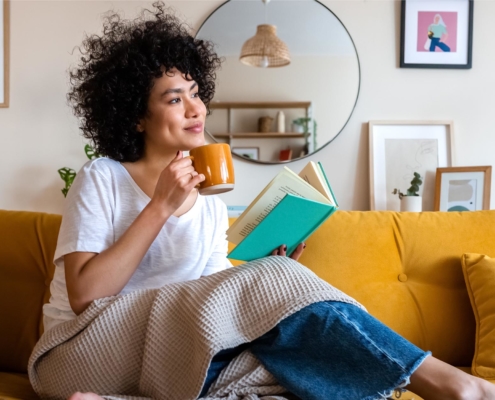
53, 161, 115, 265
201, 201, 233, 276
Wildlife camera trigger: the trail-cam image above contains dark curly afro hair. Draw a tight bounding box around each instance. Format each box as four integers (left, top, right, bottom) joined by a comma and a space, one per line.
67, 2, 222, 162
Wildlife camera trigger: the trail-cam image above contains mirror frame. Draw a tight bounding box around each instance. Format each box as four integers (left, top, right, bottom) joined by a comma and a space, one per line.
196, 0, 361, 165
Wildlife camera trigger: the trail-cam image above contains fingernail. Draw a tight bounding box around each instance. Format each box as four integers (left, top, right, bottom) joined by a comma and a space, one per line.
303, 244, 307, 249
283, 245, 287, 251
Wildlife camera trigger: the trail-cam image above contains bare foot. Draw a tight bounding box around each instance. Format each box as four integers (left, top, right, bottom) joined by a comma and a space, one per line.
408, 356, 495, 399
67, 392, 105, 400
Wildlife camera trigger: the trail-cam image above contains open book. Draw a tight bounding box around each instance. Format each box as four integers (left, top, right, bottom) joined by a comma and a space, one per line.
227, 161, 338, 261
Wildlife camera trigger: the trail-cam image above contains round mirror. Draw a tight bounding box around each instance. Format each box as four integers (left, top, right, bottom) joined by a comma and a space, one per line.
196, 0, 360, 164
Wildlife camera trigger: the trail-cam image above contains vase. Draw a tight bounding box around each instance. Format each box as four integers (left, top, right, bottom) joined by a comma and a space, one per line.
276, 111, 285, 133
400, 196, 422, 212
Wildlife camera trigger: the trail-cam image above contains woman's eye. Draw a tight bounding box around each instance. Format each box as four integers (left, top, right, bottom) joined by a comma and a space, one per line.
192, 92, 200, 98
170, 98, 180, 104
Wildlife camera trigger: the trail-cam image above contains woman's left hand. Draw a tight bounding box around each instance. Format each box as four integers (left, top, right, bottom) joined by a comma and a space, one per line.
271, 243, 306, 261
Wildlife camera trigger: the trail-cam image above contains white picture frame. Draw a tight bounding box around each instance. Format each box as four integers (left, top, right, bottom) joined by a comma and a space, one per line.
369, 121, 454, 211
232, 147, 259, 161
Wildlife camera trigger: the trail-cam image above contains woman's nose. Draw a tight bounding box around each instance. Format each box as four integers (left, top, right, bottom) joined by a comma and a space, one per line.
185, 97, 203, 118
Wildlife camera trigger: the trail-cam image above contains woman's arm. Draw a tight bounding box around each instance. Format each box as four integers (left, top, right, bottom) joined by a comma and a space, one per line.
65, 202, 171, 315
65, 152, 204, 315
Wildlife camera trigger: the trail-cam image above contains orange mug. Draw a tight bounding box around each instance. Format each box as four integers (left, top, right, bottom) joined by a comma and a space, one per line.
188, 143, 235, 195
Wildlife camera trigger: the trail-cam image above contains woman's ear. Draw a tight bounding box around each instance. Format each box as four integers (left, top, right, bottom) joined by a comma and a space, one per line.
137, 123, 144, 133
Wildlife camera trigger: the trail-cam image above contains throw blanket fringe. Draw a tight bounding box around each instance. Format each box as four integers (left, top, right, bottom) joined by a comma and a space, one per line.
28, 257, 363, 400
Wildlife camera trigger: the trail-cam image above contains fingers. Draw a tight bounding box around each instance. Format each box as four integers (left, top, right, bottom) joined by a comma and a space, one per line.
271, 243, 307, 261
289, 242, 306, 261
271, 244, 287, 257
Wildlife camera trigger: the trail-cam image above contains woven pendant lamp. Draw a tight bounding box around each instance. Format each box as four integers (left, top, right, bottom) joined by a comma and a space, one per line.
240, 24, 290, 68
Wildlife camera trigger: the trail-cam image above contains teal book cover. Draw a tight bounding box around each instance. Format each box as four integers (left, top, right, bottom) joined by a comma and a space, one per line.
228, 194, 337, 262
317, 161, 339, 208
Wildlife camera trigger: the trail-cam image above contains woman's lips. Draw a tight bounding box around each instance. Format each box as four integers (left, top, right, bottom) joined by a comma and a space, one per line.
184, 124, 203, 133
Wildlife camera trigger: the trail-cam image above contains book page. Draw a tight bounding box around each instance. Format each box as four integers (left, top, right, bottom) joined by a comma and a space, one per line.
227, 167, 330, 245
298, 162, 335, 206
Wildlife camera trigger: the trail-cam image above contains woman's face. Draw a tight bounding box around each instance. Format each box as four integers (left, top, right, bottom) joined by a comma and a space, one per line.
434, 15, 440, 24
138, 68, 207, 154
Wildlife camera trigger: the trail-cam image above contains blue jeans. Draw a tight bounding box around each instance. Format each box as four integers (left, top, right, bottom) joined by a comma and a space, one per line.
200, 301, 430, 400
430, 37, 451, 52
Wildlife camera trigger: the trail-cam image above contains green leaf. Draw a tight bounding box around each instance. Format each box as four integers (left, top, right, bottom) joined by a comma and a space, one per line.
84, 144, 100, 160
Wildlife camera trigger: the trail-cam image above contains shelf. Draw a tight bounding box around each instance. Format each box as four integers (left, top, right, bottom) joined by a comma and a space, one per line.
213, 132, 306, 139
210, 101, 311, 110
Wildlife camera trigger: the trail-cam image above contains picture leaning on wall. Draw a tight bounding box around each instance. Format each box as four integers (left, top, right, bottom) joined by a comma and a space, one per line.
400, 0, 474, 69
434, 166, 492, 211
369, 121, 454, 212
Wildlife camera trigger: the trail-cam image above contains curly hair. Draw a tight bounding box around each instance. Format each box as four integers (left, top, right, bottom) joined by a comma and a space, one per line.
67, 2, 222, 162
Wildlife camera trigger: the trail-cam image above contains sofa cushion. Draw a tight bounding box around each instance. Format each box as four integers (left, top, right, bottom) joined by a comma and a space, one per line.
0, 210, 61, 373
462, 253, 495, 379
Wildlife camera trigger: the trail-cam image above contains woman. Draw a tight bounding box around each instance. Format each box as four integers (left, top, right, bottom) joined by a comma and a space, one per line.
38, 3, 494, 400
429, 14, 451, 52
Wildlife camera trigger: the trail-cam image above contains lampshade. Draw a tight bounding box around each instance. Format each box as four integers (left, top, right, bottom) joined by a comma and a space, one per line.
239, 24, 290, 68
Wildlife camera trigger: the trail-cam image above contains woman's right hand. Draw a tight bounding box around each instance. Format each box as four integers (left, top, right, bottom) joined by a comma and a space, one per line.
151, 151, 205, 216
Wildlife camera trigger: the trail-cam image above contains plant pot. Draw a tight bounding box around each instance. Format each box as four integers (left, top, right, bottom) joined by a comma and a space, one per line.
292, 123, 304, 133
400, 196, 422, 212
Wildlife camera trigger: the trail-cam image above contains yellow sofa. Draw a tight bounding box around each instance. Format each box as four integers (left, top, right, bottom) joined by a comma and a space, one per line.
1, 209, 495, 399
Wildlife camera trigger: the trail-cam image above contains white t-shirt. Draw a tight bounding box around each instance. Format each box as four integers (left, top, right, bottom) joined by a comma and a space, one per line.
43, 157, 232, 331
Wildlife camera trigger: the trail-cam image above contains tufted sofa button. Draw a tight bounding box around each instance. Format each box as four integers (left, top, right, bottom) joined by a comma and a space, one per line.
398, 273, 408, 282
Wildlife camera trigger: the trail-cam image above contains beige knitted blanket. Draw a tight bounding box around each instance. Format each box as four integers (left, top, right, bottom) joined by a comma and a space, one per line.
28, 257, 363, 400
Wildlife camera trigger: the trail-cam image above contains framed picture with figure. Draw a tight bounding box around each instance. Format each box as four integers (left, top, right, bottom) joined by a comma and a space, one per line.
400, 0, 474, 69
434, 166, 492, 211
0, 0, 9, 107
369, 121, 454, 211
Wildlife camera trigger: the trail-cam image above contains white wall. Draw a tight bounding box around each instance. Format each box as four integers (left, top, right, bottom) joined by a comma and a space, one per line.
1, 0, 494, 214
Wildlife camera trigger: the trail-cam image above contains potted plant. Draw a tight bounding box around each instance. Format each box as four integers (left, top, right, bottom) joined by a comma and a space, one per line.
392, 172, 423, 212
292, 117, 317, 156
58, 144, 100, 197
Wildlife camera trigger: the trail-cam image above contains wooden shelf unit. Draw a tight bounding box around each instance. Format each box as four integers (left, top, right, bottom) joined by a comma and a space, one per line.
207, 101, 312, 144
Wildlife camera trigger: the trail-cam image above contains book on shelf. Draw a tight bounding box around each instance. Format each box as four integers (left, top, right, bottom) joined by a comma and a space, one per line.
227, 161, 338, 262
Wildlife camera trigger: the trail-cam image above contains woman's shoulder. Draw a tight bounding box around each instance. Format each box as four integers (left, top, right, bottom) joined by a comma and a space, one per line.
78, 157, 122, 179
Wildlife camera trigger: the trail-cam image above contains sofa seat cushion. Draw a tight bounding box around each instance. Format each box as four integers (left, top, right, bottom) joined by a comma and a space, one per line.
0, 372, 39, 399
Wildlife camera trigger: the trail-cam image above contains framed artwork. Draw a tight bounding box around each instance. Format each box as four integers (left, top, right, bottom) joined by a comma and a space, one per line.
369, 121, 454, 211
0, 0, 8, 107
434, 166, 492, 211
232, 147, 259, 161
400, 0, 474, 69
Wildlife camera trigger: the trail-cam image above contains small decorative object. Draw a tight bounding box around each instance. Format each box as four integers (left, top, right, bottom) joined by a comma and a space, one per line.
279, 148, 292, 162
232, 147, 259, 161
258, 116, 273, 133
369, 120, 453, 211
434, 166, 492, 211
276, 111, 285, 133
292, 117, 311, 134
58, 144, 100, 197
392, 172, 423, 212
400, 0, 473, 69
0, 0, 10, 107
